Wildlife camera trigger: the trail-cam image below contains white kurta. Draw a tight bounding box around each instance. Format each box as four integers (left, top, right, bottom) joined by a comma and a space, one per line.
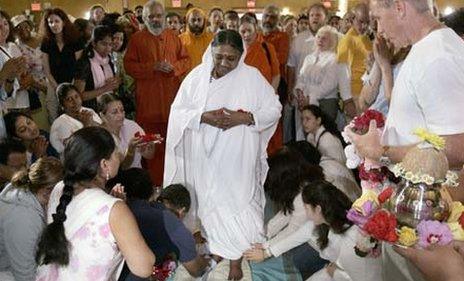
164, 48, 281, 260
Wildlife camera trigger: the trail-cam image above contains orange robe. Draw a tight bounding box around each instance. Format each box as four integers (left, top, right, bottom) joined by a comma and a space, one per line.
262, 31, 290, 79
245, 39, 280, 84
245, 39, 283, 154
179, 8, 214, 73
124, 28, 191, 185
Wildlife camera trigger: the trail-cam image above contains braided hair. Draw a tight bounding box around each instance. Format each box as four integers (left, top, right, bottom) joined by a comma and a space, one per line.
36, 127, 116, 265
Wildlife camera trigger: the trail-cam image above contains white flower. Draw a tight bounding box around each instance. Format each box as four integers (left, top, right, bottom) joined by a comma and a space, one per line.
391, 164, 403, 177
411, 174, 421, 184
445, 171, 459, 187
345, 144, 362, 169
342, 122, 355, 143
423, 175, 435, 185
404, 172, 414, 181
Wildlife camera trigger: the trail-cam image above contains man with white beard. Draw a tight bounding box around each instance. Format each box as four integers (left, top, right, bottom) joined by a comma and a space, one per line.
124, 0, 190, 185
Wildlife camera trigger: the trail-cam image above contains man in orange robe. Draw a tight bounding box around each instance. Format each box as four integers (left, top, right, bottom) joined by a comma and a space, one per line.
124, 0, 190, 185
261, 5, 291, 154
179, 8, 213, 73
262, 5, 290, 82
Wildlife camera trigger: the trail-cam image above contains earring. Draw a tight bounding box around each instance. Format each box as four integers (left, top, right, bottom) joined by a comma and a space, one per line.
106, 172, 110, 181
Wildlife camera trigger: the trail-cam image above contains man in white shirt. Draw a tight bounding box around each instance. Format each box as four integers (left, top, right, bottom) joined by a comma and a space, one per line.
284, 3, 327, 143
347, 0, 464, 280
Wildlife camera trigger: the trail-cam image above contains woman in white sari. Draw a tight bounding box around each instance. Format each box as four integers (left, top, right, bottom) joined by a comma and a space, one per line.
164, 30, 281, 280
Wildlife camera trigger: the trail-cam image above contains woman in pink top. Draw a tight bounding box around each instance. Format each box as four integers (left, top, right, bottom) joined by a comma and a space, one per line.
35, 126, 155, 280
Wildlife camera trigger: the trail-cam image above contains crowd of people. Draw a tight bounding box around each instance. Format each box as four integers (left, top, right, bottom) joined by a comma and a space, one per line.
0, 0, 463, 280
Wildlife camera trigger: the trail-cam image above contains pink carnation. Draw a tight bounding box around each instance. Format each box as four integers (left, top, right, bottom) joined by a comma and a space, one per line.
417, 220, 453, 248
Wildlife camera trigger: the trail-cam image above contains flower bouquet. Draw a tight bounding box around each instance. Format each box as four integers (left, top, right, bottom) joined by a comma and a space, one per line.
347, 129, 460, 257
342, 110, 394, 195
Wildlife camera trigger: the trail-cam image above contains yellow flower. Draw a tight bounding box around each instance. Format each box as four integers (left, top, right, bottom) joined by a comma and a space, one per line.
398, 226, 418, 247
352, 190, 379, 215
448, 202, 464, 223
413, 128, 445, 150
447, 222, 464, 241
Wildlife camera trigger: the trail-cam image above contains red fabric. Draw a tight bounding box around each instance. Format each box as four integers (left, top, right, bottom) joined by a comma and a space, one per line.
124, 29, 190, 125
140, 122, 167, 186
262, 31, 289, 80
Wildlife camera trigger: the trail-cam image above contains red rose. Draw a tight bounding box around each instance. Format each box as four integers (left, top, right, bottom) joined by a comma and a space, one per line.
459, 212, 464, 229
364, 210, 398, 243
359, 163, 388, 183
378, 187, 394, 204
353, 109, 385, 133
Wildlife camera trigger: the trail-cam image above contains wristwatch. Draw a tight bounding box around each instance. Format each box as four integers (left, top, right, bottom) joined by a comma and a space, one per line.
379, 145, 391, 166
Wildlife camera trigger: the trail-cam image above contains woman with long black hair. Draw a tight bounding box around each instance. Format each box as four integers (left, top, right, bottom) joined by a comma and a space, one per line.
35, 126, 155, 280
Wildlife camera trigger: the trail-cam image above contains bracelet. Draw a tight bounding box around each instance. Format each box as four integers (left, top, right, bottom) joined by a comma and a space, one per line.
247, 112, 255, 126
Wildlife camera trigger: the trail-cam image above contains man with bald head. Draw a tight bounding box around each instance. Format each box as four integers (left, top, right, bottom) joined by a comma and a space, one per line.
346, 0, 464, 280
337, 3, 372, 111
258, 5, 288, 150
179, 7, 213, 72
124, 0, 190, 185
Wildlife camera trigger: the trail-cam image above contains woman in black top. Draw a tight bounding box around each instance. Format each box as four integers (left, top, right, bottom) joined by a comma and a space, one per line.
39, 8, 84, 91
74, 25, 120, 110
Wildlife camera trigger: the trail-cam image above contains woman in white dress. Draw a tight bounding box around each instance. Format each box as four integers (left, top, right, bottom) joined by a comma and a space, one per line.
49, 83, 101, 154
294, 25, 352, 140
245, 180, 381, 281
97, 93, 154, 169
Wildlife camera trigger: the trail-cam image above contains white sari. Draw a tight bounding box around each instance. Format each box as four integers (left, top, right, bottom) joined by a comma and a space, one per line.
164, 45, 281, 260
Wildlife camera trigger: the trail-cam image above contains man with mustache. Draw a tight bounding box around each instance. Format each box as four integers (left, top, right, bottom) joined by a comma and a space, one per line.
260, 5, 288, 157
124, 0, 190, 185
179, 7, 213, 73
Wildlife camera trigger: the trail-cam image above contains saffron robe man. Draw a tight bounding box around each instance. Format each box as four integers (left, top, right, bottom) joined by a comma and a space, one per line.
124, 1, 190, 185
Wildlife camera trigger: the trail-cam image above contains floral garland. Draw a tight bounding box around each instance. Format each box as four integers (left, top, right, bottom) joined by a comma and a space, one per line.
391, 163, 459, 187
348, 188, 464, 255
